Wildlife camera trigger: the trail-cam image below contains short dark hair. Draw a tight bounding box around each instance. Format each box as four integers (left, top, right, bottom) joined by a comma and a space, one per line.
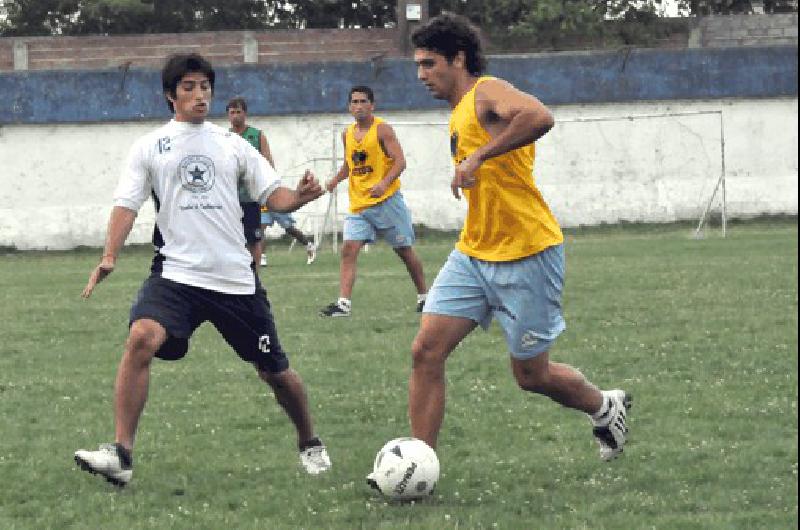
349, 85, 374, 103
161, 53, 215, 113
411, 13, 487, 76
226, 97, 248, 112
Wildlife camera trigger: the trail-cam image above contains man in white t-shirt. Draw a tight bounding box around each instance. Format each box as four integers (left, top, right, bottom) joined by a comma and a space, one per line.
73, 54, 331, 486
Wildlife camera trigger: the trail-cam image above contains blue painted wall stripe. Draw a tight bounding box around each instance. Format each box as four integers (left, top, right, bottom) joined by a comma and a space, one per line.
0, 45, 796, 124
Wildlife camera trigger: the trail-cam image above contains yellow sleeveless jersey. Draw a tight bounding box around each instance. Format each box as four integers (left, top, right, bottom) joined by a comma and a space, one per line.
344, 117, 400, 213
450, 76, 563, 261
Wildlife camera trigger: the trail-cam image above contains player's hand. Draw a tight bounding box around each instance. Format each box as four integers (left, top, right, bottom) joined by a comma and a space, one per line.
451, 155, 481, 199
325, 177, 338, 193
369, 179, 389, 199
81, 255, 116, 298
297, 169, 324, 202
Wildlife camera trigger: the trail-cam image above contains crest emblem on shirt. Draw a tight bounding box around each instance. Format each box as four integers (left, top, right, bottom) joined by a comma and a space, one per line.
350, 149, 373, 176
179, 155, 216, 193
351, 149, 368, 166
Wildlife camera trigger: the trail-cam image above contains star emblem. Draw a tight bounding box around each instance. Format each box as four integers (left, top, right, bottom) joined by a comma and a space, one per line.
188, 165, 206, 182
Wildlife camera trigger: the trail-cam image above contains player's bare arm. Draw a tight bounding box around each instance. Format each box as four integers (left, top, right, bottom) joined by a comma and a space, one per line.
325, 131, 350, 193
451, 79, 554, 199
259, 131, 275, 168
81, 206, 137, 298
476, 79, 554, 153
265, 169, 324, 212
370, 123, 406, 198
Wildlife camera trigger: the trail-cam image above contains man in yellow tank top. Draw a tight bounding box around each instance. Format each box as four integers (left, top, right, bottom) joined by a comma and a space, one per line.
319, 86, 428, 317
408, 14, 632, 464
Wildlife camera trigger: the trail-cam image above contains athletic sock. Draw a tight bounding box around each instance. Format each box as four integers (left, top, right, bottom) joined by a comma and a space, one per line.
417, 293, 427, 304
337, 298, 351, 311
299, 437, 322, 452
114, 443, 133, 468
590, 394, 612, 424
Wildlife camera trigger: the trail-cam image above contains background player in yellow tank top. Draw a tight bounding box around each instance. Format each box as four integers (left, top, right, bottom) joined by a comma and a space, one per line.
319, 86, 428, 317
409, 14, 632, 464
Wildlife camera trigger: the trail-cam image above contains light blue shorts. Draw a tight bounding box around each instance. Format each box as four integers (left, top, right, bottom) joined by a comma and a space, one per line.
424, 245, 566, 359
343, 191, 415, 248
261, 211, 295, 229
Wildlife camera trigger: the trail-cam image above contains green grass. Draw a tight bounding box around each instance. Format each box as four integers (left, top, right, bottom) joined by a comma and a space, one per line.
0, 220, 797, 529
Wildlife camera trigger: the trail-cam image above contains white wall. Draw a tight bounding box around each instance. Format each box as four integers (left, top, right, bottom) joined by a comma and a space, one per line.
0, 97, 796, 250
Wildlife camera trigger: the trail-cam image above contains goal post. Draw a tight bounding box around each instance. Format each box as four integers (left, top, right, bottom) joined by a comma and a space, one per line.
314, 110, 728, 252
552, 110, 727, 238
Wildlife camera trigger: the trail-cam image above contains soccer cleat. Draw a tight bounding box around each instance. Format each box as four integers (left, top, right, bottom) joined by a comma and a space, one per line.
416, 300, 425, 313
306, 242, 317, 265
74, 443, 133, 486
591, 389, 632, 461
260, 254, 268, 267
300, 444, 331, 475
319, 301, 351, 317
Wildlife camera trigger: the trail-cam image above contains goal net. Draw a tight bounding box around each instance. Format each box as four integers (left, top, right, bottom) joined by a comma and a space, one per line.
313, 110, 726, 251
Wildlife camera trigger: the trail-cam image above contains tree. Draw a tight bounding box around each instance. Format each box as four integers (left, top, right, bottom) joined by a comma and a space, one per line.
0, 0, 399, 36
673, 0, 797, 15
1, 0, 795, 38
0, 0, 276, 36
429, 0, 681, 51
1, 0, 81, 36
270, 0, 396, 28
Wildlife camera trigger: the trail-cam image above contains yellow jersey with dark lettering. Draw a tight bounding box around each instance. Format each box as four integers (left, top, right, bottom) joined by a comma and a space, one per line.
344, 117, 400, 213
449, 76, 563, 261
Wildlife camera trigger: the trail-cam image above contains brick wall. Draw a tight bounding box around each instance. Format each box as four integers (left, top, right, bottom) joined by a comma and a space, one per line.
255, 28, 398, 63
0, 39, 12, 70
0, 15, 796, 72
0, 28, 400, 72
691, 13, 798, 47
24, 32, 245, 71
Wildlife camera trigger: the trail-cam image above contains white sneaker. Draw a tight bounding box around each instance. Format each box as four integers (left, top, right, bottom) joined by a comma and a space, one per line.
260, 254, 268, 267
299, 444, 331, 475
74, 443, 133, 486
306, 242, 317, 265
591, 389, 632, 461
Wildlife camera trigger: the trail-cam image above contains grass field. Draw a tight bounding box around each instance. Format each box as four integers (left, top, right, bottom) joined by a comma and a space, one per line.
0, 220, 797, 529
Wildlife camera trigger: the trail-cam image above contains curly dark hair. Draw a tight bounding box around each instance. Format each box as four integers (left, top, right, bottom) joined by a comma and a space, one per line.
411, 13, 487, 76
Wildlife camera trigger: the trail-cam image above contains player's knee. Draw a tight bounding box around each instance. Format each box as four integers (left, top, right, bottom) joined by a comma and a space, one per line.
257, 366, 291, 389
410, 336, 445, 371
124, 328, 161, 363
514, 366, 550, 393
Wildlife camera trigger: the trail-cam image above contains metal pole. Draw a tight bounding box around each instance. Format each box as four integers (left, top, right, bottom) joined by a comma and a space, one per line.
719, 112, 728, 238
693, 174, 723, 239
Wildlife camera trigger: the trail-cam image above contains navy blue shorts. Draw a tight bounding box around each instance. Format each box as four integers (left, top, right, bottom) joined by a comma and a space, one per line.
241, 201, 263, 245
129, 275, 289, 373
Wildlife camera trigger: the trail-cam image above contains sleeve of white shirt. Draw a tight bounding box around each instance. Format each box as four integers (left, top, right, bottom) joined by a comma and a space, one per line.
239, 136, 280, 204
113, 137, 152, 212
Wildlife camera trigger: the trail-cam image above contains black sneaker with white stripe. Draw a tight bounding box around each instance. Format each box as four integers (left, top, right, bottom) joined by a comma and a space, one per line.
591, 389, 632, 461
319, 301, 351, 317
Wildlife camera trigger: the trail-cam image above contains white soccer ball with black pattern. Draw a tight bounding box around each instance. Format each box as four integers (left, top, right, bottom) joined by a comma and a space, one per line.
368, 437, 439, 501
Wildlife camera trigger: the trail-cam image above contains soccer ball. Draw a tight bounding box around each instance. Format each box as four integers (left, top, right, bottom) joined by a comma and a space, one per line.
367, 437, 439, 501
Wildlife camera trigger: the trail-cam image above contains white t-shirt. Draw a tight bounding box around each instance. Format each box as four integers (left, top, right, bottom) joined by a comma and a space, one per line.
114, 120, 279, 294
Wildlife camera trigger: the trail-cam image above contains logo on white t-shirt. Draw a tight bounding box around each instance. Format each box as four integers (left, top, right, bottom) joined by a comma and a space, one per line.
179, 155, 216, 193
